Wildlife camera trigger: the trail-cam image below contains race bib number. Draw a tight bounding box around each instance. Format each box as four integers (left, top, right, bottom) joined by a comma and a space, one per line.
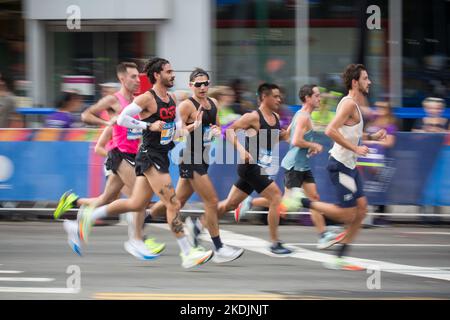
160, 122, 175, 145
127, 128, 143, 140
258, 149, 273, 168
203, 125, 214, 146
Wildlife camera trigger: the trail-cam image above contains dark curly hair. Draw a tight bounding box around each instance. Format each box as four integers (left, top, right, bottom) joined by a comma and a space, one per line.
342, 64, 367, 91
142, 57, 170, 84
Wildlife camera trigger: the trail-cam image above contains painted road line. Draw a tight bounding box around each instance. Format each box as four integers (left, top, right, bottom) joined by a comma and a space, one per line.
94, 293, 291, 300
286, 243, 450, 247
0, 270, 24, 274
0, 277, 54, 282
0, 287, 79, 293
93, 292, 445, 300
150, 224, 450, 282
401, 232, 450, 236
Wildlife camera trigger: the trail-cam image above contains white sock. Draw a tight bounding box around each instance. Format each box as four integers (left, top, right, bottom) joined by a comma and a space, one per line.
195, 218, 204, 232
176, 236, 191, 255
91, 205, 108, 221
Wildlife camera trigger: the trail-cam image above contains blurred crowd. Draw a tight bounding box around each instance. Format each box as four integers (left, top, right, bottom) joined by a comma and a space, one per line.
0, 70, 449, 134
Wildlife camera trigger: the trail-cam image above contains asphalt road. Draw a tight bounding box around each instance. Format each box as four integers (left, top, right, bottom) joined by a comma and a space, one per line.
0, 220, 449, 301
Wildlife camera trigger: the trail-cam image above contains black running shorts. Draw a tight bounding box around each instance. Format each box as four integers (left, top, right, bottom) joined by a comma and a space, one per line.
234, 164, 274, 195
105, 147, 136, 174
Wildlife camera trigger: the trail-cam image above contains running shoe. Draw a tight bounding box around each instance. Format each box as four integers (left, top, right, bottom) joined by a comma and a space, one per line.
269, 241, 293, 255
212, 245, 244, 263
185, 216, 202, 247
54, 191, 79, 219
234, 196, 253, 222
63, 219, 82, 256
78, 205, 95, 243
180, 247, 214, 269
144, 238, 166, 254
124, 239, 160, 260
280, 188, 305, 212
317, 230, 346, 250
323, 257, 365, 271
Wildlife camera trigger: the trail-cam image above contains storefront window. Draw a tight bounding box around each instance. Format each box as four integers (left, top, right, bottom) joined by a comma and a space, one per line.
51, 30, 156, 104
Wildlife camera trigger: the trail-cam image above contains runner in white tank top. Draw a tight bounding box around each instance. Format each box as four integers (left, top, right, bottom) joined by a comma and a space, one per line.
286, 64, 387, 270
329, 96, 364, 169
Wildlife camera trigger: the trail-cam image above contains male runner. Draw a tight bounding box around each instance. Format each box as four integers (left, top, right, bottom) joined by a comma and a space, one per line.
77, 58, 214, 269
236, 84, 346, 249
55, 62, 164, 259
289, 64, 386, 269
148, 68, 244, 263
207, 83, 291, 255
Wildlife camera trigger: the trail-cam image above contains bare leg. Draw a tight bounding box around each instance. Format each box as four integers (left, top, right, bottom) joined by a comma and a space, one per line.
302, 183, 326, 234
259, 183, 283, 243
189, 173, 220, 238
218, 185, 250, 218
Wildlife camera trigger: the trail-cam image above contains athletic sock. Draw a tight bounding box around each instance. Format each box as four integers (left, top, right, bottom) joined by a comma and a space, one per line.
177, 236, 191, 256
211, 236, 223, 251
91, 205, 108, 221
320, 231, 326, 239
337, 243, 349, 258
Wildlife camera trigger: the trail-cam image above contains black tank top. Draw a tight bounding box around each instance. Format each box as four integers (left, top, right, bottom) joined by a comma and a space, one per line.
181, 97, 218, 164
141, 89, 177, 152
245, 109, 280, 167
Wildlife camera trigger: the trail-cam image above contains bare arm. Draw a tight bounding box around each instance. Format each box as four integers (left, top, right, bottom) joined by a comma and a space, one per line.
81, 95, 118, 126
325, 100, 368, 156
291, 115, 322, 153
176, 100, 203, 137
226, 111, 259, 162
94, 126, 113, 157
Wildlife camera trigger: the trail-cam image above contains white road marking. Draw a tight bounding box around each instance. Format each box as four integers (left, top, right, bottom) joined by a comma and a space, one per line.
286, 243, 450, 247
0, 270, 24, 274
0, 277, 54, 282
401, 232, 450, 236
150, 224, 450, 282
0, 287, 79, 294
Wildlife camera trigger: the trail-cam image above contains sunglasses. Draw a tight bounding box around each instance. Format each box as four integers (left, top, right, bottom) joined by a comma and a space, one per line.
191, 80, 210, 88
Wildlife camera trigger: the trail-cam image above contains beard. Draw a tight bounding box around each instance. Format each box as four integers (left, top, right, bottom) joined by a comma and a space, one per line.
359, 85, 369, 96
163, 77, 175, 88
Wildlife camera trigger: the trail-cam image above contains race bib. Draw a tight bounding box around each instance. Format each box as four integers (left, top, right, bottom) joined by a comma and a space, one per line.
127, 128, 143, 140
258, 149, 273, 168
202, 125, 214, 146
160, 122, 175, 145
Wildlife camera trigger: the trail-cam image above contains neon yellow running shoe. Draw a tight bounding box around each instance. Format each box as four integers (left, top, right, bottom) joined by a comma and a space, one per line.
144, 238, 166, 254
54, 191, 79, 219
78, 205, 95, 243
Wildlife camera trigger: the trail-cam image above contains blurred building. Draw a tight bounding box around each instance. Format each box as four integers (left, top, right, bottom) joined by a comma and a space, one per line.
0, 0, 448, 113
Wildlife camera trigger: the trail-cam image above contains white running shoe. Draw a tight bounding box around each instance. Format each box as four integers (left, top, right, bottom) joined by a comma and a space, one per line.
212, 245, 244, 263
63, 220, 82, 256
124, 239, 160, 261
180, 247, 214, 269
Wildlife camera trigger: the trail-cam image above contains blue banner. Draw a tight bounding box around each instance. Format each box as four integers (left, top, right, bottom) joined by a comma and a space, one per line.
1, 132, 449, 206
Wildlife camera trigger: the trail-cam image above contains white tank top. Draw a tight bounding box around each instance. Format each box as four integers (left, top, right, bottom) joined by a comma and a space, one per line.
329, 96, 364, 169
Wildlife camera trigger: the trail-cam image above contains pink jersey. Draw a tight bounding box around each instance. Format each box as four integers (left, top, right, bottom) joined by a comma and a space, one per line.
110, 91, 141, 154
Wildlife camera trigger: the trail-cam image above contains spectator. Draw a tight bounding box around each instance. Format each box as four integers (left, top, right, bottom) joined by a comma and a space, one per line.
360, 101, 398, 224
208, 85, 240, 125
228, 78, 255, 115
0, 72, 18, 128
45, 91, 83, 128
412, 97, 448, 133
311, 89, 342, 132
